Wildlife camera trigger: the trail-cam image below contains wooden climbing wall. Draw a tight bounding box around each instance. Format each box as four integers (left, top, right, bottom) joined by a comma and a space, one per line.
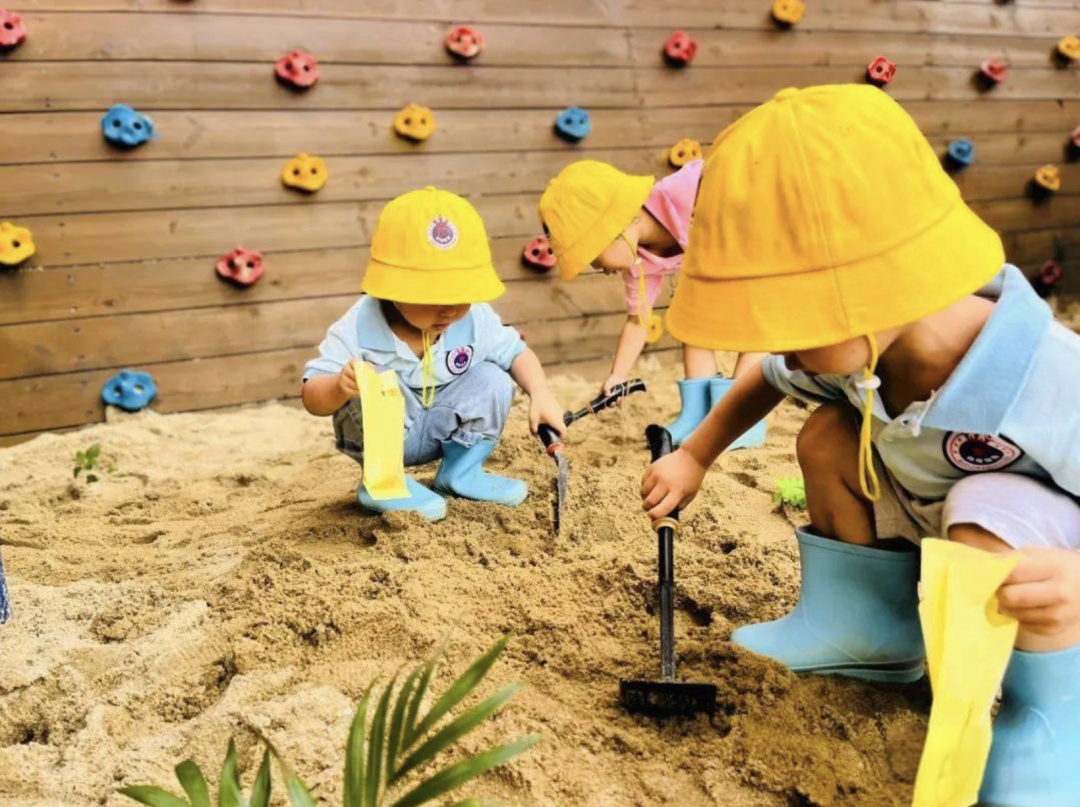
1, 0, 1078, 446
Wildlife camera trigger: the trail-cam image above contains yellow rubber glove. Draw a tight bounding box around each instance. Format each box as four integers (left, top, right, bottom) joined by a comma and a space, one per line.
912, 539, 1019, 807
354, 360, 409, 501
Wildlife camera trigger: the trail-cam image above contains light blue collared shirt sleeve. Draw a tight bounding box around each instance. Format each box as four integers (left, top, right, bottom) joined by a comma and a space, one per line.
475, 304, 526, 371
303, 301, 363, 381
999, 321, 1080, 497
761, 354, 846, 405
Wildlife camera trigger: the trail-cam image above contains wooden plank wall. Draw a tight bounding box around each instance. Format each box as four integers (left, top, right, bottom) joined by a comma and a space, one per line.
1, 0, 1078, 446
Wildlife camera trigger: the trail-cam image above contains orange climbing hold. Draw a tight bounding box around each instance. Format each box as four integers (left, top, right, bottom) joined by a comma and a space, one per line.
0, 8, 27, 48
522, 235, 556, 271
274, 50, 320, 89
1057, 35, 1080, 62
663, 31, 698, 66
445, 25, 485, 60
668, 139, 703, 167
394, 104, 436, 142
281, 153, 328, 193
1034, 164, 1061, 193
771, 0, 805, 26
0, 221, 34, 266
866, 56, 896, 86
979, 58, 1007, 84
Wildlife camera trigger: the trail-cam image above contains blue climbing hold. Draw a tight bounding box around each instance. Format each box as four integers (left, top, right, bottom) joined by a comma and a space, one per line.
101, 369, 157, 412
101, 104, 155, 148
554, 106, 591, 142
946, 138, 975, 167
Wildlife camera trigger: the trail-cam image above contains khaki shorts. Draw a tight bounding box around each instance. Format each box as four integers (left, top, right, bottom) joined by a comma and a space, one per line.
874, 463, 1080, 551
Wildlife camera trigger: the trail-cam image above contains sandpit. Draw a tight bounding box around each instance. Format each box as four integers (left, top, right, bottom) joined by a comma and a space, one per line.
0, 357, 929, 807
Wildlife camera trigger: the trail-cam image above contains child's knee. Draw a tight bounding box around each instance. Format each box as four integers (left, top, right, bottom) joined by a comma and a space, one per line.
796, 402, 856, 473
466, 361, 514, 412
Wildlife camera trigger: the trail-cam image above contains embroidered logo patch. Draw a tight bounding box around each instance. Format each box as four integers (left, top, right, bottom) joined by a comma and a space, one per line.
943, 432, 1024, 473
427, 216, 458, 250
446, 345, 474, 375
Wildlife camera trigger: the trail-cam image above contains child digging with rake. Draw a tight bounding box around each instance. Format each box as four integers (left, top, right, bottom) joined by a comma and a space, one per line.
538, 159, 768, 448
641, 85, 1080, 806
302, 186, 567, 522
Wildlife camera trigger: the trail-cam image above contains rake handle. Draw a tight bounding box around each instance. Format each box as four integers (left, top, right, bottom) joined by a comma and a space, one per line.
646, 424, 680, 681
563, 378, 647, 426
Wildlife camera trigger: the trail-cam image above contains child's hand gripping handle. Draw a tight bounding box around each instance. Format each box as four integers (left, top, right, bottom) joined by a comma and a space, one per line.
538, 424, 563, 455
645, 423, 679, 680
564, 379, 647, 426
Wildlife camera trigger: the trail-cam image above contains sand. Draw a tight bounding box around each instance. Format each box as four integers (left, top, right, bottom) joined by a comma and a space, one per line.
0, 356, 930, 807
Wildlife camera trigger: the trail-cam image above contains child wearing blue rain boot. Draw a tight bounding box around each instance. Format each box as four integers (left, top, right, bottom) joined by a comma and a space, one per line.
640, 85, 1080, 806
537, 160, 767, 447
301, 186, 567, 521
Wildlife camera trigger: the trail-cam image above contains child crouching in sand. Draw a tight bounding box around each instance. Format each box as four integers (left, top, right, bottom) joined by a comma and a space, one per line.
641, 85, 1080, 806
538, 159, 766, 448
302, 186, 566, 521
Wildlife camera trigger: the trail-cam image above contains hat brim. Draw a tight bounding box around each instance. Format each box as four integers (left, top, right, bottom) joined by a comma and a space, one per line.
556, 175, 655, 282
666, 200, 1005, 353
362, 259, 506, 305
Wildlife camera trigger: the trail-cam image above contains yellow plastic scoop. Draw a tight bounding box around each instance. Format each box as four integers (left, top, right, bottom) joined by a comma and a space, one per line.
353, 360, 409, 501
912, 539, 1019, 807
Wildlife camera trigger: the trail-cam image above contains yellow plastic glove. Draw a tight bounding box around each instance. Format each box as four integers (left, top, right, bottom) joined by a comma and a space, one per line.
354, 360, 409, 501
912, 539, 1020, 807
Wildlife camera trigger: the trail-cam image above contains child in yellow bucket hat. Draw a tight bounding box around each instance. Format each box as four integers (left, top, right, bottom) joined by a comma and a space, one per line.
538, 160, 768, 449
302, 186, 567, 521
640, 85, 1080, 806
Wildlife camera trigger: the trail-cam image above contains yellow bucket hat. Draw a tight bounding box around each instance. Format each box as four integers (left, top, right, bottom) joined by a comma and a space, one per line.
538, 160, 654, 281
362, 186, 505, 304
667, 84, 1004, 354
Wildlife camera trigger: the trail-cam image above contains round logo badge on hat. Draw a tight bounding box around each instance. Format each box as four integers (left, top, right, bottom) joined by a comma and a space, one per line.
427, 216, 458, 250
446, 345, 474, 375
943, 432, 1024, 473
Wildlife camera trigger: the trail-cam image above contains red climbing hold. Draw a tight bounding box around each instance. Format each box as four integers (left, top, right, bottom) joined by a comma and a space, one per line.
445, 25, 484, 60
1071, 124, 1080, 150
216, 248, 265, 288
0, 8, 27, 49
866, 56, 896, 87
522, 236, 557, 271
663, 31, 698, 66
275, 50, 320, 89
980, 58, 1007, 84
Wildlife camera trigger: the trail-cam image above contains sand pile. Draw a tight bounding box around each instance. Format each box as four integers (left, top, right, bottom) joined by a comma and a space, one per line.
0, 358, 928, 807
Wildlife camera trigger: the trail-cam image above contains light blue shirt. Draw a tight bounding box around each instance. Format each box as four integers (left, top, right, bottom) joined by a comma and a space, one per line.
762, 265, 1080, 501
303, 296, 526, 422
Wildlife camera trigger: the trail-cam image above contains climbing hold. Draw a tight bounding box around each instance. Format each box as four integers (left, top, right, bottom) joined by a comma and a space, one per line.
393, 103, 436, 142
215, 247, 265, 288
663, 31, 698, 66
0, 221, 34, 266
979, 58, 1008, 85
101, 369, 157, 413
274, 50, 320, 89
554, 106, 591, 142
668, 139, 703, 167
0, 7, 26, 48
101, 104, 155, 148
1033, 164, 1061, 193
522, 235, 556, 271
946, 138, 976, 168
1057, 35, 1080, 62
771, 0, 805, 27
281, 153, 328, 193
445, 25, 484, 60
1071, 124, 1080, 154
866, 56, 896, 87
645, 313, 664, 345
1031, 260, 1064, 299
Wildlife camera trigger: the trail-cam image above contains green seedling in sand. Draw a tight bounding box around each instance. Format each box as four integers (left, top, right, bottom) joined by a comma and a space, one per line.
73, 443, 115, 484
773, 477, 807, 511
119, 636, 540, 807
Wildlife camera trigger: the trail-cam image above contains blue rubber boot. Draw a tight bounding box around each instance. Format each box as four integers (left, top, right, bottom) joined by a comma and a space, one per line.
709, 377, 767, 450
979, 643, 1080, 807
358, 477, 447, 521
666, 377, 712, 446
434, 439, 528, 506
731, 527, 925, 683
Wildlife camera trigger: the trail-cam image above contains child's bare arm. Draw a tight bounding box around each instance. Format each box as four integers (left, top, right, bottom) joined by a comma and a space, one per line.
601, 317, 649, 395
641, 363, 785, 518
301, 361, 359, 416
510, 348, 567, 436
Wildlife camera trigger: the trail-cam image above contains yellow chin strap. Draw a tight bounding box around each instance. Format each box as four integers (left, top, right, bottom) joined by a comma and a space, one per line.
420, 330, 437, 408
855, 333, 882, 503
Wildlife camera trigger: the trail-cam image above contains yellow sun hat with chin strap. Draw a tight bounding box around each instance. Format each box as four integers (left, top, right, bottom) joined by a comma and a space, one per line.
362, 186, 505, 304
538, 160, 655, 281
667, 84, 1004, 355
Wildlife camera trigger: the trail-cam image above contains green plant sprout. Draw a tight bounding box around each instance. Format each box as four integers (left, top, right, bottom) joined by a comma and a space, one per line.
73, 444, 105, 483
119, 636, 540, 807
773, 477, 807, 510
